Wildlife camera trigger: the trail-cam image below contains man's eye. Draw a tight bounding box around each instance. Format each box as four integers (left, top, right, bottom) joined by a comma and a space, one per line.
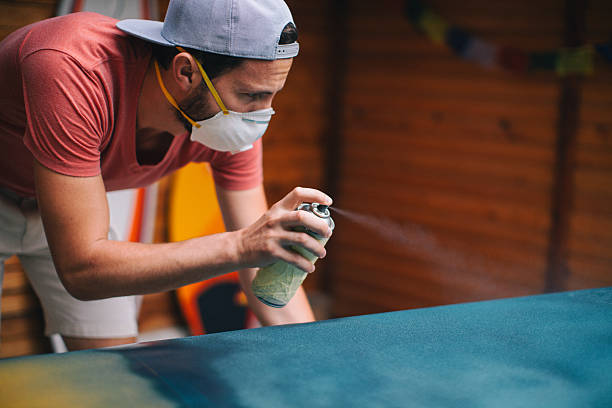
245, 93, 259, 99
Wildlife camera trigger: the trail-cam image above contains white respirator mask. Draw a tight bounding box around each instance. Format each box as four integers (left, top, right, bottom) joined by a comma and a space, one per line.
155, 47, 274, 154
189, 107, 274, 153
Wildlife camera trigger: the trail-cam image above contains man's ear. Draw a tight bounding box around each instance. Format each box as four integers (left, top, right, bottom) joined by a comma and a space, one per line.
171, 52, 199, 91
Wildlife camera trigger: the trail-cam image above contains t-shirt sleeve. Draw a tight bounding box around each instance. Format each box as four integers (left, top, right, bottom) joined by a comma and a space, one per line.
21, 50, 108, 177
209, 138, 263, 190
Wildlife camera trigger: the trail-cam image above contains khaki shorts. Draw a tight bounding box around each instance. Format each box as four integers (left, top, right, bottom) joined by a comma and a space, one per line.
0, 187, 140, 338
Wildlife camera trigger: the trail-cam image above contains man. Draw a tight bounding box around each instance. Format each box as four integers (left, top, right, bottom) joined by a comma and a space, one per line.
0, 0, 332, 351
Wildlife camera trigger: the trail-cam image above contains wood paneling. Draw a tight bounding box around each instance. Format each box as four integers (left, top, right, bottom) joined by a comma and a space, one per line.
328, 0, 612, 316
566, 0, 612, 289
1, 256, 50, 358
0, 0, 56, 40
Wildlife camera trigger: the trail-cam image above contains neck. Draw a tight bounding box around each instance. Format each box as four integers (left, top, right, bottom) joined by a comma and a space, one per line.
137, 59, 187, 135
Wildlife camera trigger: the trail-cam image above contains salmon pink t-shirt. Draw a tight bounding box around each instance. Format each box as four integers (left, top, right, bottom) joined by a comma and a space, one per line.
0, 12, 263, 197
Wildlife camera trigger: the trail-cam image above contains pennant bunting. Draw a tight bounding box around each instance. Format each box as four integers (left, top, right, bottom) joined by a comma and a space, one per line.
420, 9, 448, 44
463, 38, 498, 69
445, 27, 471, 54
498, 47, 529, 73
404, 0, 425, 25
595, 43, 612, 62
556, 46, 594, 76
529, 52, 558, 71
404, 0, 611, 76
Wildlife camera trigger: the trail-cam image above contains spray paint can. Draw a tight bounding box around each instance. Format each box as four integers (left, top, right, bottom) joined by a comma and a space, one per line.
251, 202, 335, 308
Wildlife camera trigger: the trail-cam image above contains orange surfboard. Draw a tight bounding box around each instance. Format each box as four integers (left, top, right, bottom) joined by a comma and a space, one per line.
168, 163, 258, 335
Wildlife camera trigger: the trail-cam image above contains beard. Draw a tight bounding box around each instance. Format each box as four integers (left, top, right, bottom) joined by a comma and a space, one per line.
175, 83, 215, 133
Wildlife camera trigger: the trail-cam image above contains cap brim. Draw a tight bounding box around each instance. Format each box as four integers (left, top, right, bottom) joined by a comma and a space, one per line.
116, 19, 174, 47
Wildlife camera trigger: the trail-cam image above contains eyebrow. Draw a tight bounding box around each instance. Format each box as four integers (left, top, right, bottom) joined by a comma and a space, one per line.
247, 90, 274, 95
237, 88, 277, 95
235, 81, 284, 95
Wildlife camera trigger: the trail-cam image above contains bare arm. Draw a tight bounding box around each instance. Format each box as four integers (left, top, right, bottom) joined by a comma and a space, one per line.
34, 160, 332, 301
34, 161, 242, 300
216, 184, 317, 325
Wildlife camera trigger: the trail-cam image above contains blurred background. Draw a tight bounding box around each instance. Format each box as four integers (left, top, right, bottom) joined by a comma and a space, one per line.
1, 0, 611, 358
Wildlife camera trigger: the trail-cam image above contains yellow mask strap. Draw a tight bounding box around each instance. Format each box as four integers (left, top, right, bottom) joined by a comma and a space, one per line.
176, 46, 229, 115
154, 59, 201, 128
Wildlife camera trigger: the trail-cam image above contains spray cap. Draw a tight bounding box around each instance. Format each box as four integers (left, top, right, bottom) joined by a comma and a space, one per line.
296, 202, 334, 234
311, 203, 330, 218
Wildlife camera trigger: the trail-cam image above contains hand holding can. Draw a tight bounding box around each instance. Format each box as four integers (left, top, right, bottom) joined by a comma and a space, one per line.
251, 202, 334, 308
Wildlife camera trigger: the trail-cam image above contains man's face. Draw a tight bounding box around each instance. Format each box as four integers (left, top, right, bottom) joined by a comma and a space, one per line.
176, 58, 293, 132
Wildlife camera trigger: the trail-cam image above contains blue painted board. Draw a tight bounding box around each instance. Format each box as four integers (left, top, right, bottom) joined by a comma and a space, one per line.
1, 288, 611, 407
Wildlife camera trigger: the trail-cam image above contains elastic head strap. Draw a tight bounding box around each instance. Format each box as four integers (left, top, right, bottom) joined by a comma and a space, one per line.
176, 46, 229, 115
154, 59, 201, 128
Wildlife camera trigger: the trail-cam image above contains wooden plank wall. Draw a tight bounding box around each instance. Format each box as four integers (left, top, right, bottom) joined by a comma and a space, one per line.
0, 0, 56, 40
567, 1, 612, 289
328, 0, 612, 317
1, 257, 49, 357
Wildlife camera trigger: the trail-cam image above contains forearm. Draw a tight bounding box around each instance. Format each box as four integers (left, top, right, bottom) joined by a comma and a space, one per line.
56, 231, 242, 300
237, 268, 315, 326
216, 185, 318, 326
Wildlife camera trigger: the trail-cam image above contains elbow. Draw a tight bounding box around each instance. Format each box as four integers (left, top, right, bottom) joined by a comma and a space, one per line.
57, 267, 104, 301
51, 240, 114, 301
59, 273, 95, 301
67, 287, 99, 302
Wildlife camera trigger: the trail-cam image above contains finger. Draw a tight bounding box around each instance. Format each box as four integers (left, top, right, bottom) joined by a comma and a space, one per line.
277, 187, 332, 211
275, 246, 317, 274
280, 210, 332, 238
280, 231, 327, 259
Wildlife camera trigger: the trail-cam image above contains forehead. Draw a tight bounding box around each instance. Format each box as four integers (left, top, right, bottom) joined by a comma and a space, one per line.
220, 58, 293, 91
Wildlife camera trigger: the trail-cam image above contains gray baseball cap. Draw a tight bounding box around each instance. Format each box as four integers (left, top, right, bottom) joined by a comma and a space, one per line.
116, 0, 298, 60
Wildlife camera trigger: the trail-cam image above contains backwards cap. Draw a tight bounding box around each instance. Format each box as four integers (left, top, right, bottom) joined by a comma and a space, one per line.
116, 0, 298, 60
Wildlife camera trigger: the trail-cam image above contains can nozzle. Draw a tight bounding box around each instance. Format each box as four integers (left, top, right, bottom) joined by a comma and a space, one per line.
311, 203, 330, 218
